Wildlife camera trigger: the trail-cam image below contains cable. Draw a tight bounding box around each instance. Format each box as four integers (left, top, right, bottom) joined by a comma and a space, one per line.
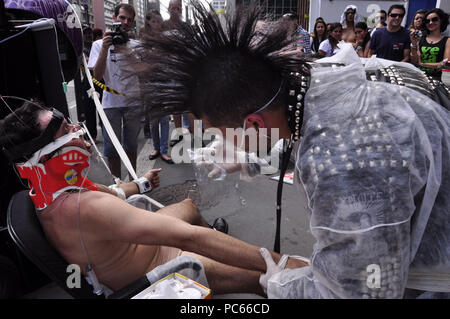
0, 18, 47, 44
274, 139, 293, 254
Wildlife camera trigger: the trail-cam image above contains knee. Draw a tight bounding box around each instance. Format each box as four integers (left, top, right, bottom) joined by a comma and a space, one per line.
182, 199, 201, 221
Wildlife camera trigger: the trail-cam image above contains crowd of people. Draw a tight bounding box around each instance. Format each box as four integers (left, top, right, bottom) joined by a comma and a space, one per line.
306, 4, 449, 80
80, 0, 191, 181
79, 2, 449, 181
1, 1, 449, 300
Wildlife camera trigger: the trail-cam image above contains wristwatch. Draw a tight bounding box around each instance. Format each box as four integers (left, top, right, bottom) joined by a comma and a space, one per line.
411, 44, 418, 49
133, 177, 152, 194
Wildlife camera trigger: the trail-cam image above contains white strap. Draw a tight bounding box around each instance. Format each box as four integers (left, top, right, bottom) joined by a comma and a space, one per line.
17, 130, 86, 166
81, 54, 137, 180
82, 54, 164, 210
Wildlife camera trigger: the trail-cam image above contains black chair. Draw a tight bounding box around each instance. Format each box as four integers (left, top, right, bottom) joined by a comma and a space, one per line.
7, 190, 103, 299
7, 190, 208, 299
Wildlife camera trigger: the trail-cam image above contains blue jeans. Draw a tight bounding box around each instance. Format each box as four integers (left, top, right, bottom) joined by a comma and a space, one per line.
101, 107, 141, 157
150, 115, 170, 154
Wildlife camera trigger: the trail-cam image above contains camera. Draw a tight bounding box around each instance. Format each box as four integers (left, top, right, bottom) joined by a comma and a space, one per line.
413, 30, 423, 39
111, 22, 129, 46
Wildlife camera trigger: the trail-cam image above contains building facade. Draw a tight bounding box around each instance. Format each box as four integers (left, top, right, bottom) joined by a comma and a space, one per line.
68, 0, 153, 33
235, 0, 299, 20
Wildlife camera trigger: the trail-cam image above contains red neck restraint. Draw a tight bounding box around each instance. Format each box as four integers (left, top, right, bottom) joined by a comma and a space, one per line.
16, 146, 98, 210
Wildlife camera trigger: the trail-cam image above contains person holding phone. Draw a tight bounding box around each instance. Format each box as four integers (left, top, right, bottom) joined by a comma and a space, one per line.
410, 8, 450, 80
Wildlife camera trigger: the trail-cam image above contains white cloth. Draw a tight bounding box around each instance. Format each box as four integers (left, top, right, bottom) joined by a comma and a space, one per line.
340, 5, 360, 29
88, 39, 140, 108
318, 39, 345, 57
266, 62, 450, 299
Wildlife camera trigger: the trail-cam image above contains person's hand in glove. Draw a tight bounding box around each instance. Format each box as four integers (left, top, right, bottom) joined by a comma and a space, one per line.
259, 247, 310, 295
259, 247, 284, 295
192, 136, 244, 179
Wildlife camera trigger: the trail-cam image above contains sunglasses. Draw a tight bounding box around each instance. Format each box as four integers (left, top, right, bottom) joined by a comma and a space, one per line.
425, 17, 440, 24
389, 13, 404, 18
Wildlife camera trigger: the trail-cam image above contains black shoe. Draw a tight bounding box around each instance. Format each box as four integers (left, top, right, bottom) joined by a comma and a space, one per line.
161, 154, 174, 164
149, 151, 160, 160
211, 218, 228, 234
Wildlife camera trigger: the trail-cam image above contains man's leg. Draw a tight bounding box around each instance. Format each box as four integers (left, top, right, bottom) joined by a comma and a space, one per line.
127, 151, 137, 180
170, 114, 184, 146
108, 156, 122, 179
123, 107, 141, 180
155, 199, 210, 228
181, 251, 264, 296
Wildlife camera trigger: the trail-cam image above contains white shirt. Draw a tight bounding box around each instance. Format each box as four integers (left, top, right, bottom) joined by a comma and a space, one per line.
318, 39, 344, 57
88, 39, 140, 108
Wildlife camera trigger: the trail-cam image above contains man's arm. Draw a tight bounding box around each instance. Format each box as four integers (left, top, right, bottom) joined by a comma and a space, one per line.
368, 33, 378, 58
401, 48, 411, 62
92, 33, 113, 80
81, 192, 305, 273
95, 168, 161, 198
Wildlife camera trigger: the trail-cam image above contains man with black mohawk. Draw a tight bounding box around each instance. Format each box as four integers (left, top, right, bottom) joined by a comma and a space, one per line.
135, 2, 450, 298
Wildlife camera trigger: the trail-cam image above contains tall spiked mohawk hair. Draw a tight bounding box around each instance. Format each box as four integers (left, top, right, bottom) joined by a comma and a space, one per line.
135, 1, 309, 127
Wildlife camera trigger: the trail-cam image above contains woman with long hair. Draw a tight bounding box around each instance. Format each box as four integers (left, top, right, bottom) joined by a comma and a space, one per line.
410, 8, 450, 80
408, 9, 427, 32
310, 19, 327, 53
318, 22, 343, 57
354, 21, 371, 57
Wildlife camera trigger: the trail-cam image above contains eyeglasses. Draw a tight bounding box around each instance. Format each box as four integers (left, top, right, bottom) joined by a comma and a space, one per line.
425, 17, 440, 24
389, 13, 404, 18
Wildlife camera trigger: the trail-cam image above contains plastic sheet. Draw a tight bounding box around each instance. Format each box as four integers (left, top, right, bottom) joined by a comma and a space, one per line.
267, 62, 450, 299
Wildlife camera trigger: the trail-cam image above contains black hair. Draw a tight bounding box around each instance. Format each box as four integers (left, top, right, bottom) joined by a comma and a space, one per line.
355, 21, 367, 30
114, 3, 135, 19
328, 22, 343, 51
388, 5, 406, 16
355, 22, 371, 48
282, 12, 299, 21
0, 101, 46, 162
409, 9, 427, 30
312, 20, 327, 52
134, 2, 309, 127
144, 9, 162, 33
425, 8, 449, 33
92, 28, 103, 40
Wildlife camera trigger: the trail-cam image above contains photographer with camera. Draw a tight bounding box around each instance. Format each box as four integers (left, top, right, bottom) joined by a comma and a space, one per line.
88, 3, 141, 180
410, 8, 450, 81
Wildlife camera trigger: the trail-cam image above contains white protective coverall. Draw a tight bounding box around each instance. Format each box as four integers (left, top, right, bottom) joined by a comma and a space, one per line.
266, 62, 450, 298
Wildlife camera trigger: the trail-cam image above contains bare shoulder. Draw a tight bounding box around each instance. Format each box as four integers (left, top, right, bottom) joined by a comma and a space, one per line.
80, 190, 130, 213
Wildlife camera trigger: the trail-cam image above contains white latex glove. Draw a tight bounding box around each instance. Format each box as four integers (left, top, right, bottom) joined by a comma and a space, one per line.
259, 247, 287, 295
192, 137, 243, 179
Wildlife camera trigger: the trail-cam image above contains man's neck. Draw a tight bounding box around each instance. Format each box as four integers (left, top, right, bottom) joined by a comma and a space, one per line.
387, 25, 401, 32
